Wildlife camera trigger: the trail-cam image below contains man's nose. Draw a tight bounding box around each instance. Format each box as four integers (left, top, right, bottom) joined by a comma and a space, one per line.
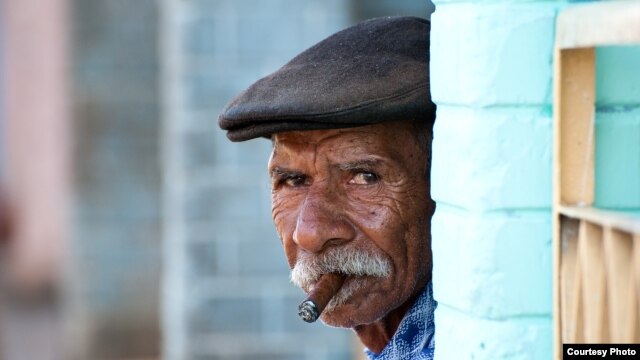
292, 189, 355, 253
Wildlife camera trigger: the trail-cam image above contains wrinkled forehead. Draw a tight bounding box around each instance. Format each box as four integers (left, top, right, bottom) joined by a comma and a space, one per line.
269, 121, 420, 166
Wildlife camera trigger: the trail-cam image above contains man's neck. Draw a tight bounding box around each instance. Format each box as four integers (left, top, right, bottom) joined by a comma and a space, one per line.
352, 294, 417, 354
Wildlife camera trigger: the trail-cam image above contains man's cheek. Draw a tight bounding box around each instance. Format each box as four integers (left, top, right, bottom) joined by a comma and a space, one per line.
271, 207, 284, 230
270, 201, 297, 268
347, 201, 396, 231
271, 195, 293, 228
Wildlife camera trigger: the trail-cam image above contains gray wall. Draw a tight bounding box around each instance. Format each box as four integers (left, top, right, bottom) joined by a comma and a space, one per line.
66, 1, 161, 358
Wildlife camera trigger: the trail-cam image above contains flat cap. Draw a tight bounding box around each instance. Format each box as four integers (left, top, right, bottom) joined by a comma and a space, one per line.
218, 16, 435, 142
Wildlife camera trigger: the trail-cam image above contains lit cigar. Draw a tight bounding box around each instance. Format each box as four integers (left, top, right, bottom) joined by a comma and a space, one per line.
298, 273, 346, 323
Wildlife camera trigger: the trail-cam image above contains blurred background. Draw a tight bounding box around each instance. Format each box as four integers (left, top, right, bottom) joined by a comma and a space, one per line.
0, 1, 434, 359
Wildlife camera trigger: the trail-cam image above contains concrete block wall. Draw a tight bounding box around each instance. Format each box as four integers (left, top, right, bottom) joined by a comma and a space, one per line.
66, 0, 162, 358
161, 1, 356, 359
430, 1, 561, 358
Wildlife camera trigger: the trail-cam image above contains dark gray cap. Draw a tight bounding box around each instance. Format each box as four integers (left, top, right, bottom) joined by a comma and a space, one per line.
218, 16, 435, 142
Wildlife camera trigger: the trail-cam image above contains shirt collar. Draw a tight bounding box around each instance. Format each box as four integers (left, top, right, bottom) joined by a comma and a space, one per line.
364, 282, 436, 360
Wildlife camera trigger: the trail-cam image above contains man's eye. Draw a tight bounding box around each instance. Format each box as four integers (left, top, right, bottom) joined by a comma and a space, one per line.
349, 171, 379, 185
283, 175, 307, 187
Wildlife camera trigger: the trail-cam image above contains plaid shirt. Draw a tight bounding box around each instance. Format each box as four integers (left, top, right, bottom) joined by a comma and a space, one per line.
364, 282, 436, 360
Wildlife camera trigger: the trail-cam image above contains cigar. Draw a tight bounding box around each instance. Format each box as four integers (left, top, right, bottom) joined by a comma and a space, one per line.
298, 273, 346, 323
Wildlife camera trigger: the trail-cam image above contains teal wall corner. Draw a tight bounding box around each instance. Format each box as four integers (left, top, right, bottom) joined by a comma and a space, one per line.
430, 1, 568, 358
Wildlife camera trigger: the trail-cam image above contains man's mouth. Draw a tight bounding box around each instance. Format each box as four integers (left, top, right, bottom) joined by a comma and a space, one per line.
290, 247, 393, 293
303, 273, 369, 295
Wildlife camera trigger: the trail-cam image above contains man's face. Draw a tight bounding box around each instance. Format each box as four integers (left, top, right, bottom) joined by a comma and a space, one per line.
268, 121, 434, 328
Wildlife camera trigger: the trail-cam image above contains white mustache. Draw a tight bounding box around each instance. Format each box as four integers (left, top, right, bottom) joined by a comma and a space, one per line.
290, 247, 392, 292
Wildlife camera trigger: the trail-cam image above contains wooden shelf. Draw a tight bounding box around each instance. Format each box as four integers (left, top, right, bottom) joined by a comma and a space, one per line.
558, 205, 640, 234
553, 1, 640, 358
556, 1, 640, 49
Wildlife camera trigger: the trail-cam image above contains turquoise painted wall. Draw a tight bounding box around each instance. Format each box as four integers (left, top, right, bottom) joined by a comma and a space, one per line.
430, 0, 640, 358
595, 46, 640, 210
430, 2, 557, 358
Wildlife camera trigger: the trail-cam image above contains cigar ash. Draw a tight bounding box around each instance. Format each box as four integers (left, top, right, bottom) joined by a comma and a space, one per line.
298, 273, 345, 323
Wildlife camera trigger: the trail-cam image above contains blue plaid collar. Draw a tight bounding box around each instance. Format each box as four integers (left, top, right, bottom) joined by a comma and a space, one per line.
364, 282, 436, 360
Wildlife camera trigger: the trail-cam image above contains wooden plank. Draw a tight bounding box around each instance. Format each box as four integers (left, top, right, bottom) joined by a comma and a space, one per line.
579, 221, 608, 342
604, 228, 635, 342
557, 1, 640, 49
553, 209, 561, 360
552, 44, 563, 359
635, 234, 640, 342
555, 48, 595, 206
559, 205, 640, 234
560, 217, 580, 343
553, 210, 562, 358
570, 259, 585, 344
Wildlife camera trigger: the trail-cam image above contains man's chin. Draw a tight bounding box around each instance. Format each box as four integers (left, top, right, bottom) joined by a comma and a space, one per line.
319, 307, 360, 328
319, 303, 386, 328
314, 276, 387, 327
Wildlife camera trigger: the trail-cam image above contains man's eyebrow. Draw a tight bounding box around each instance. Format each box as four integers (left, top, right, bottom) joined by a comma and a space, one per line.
337, 158, 384, 171
269, 166, 304, 178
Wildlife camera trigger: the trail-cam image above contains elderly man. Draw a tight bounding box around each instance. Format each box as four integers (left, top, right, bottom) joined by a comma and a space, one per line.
219, 16, 436, 359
